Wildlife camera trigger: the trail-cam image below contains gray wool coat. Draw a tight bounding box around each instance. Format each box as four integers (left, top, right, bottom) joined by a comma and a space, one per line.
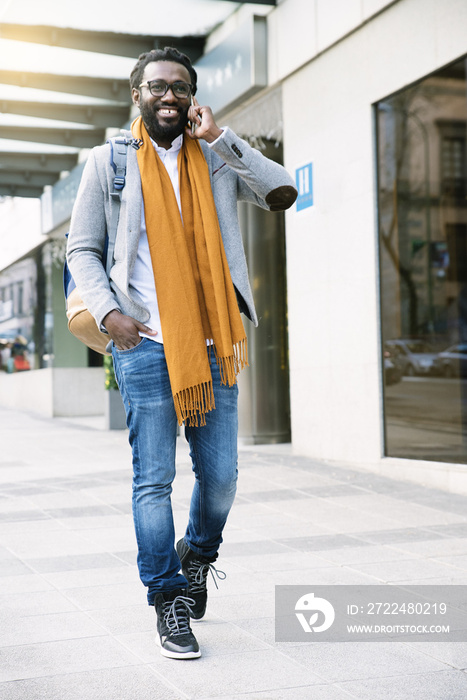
66, 127, 297, 334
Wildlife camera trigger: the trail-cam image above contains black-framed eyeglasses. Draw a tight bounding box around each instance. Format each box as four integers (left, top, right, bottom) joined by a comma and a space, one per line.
139, 80, 193, 99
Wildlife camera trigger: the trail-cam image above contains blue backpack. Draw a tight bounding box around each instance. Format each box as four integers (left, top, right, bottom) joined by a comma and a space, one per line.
63, 136, 140, 355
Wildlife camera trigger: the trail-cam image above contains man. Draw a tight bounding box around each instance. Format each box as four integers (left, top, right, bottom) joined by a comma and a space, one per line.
67, 47, 297, 660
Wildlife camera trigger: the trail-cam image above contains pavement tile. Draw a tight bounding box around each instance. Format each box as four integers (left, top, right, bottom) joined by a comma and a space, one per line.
0, 666, 182, 700
313, 513, 400, 534
220, 551, 334, 574
113, 549, 138, 565
2, 408, 467, 698
0, 558, 34, 577
198, 687, 360, 700
276, 534, 373, 552
223, 502, 288, 526
225, 511, 309, 531
387, 538, 467, 558
116, 621, 271, 663
74, 525, 137, 550
207, 591, 276, 621
44, 504, 121, 518
0, 573, 54, 594
0, 510, 52, 523
347, 558, 463, 583
244, 523, 334, 540
220, 540, 292, 557
427, 523, 467, 538
314, 545, 416, 566
340, 669, 467, 699
25, 552, 128, 574
57, 514, 133, 531
300, 484, 368, 498
284, 640, 449, 678
62, 580, 144, 611
239, 468, 333, 491
22, 491, 107, 509
349, 527, 447, 545
239, 489, 317, 503
321, 494, 467, 527
76, 484, 131, 505
0, 519, 67, 535
206, 569, 275, 597
0, 636, 141, 682
0, 610, 107, 647
0, 529, 115, 559
0, 590, 79, 616
397, 491, 467, 516
42, 564, 138, 590
149, 649, 325, 697
0, 495, 52, 512
430, 553, 467, 571
396, 575, 467, 585
405, 641, 467, 669
271, 566, 379, 586
87, 603, 155, 635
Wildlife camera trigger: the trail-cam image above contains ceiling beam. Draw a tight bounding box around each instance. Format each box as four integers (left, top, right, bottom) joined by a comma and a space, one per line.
0, 99, 130, 128
0, 125, 105, 148
0, 24, 205, 60
0, 169, 58, 188
0, 183, 44, 197
0, 151, 78, 173
0, 70, 131, 102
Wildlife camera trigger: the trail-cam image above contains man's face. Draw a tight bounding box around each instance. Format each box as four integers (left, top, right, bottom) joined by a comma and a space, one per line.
133, 60, 192, 147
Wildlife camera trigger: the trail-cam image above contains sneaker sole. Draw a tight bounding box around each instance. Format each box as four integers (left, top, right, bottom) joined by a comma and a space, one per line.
155, 636, 202, 659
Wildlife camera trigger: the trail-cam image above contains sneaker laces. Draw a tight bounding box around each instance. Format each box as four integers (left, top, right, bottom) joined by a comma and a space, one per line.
187, 559, 226, 593
163, 595, 195, 635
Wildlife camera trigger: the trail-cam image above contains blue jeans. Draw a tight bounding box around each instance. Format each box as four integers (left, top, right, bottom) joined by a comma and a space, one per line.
112, 338, 238, 604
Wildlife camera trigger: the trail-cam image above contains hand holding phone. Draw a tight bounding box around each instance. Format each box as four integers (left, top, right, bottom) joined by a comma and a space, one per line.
186, 96, 222, 143
190, 96, 201, 134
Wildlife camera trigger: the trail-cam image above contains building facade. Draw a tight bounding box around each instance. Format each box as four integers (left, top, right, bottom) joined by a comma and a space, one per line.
275, 0, 467, 490
1, 0, 467, 491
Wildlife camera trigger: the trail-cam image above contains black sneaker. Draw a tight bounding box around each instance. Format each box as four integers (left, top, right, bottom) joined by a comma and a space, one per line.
154, 589, 201, 659
176, 538, 226, 620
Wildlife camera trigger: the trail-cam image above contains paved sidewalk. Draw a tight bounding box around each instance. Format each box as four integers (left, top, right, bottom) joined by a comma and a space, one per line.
1, 406, 467, 699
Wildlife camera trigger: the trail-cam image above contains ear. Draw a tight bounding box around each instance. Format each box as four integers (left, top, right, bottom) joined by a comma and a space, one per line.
131, 88, 141, 107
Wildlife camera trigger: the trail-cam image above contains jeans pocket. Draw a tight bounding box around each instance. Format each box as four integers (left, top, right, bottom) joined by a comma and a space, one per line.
113, 337, 147, 355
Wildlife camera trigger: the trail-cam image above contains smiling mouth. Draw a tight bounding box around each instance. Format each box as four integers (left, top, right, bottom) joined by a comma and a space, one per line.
158, 108, 179, 117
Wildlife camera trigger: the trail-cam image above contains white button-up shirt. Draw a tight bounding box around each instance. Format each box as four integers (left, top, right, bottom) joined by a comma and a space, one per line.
129, 134, 183, 344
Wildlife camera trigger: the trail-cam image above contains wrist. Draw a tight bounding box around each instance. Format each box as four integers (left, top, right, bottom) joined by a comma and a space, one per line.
204, 126, 223, 144
103, 309, 121, 329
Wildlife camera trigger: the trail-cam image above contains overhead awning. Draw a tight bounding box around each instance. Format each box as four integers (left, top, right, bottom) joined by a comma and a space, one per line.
0, 0, 274, 198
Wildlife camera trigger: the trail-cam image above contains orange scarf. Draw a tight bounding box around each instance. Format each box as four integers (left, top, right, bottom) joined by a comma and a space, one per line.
131, 117, 247, 426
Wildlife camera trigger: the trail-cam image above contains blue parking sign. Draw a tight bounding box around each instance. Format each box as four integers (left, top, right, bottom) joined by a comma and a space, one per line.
295, 163, 313, 211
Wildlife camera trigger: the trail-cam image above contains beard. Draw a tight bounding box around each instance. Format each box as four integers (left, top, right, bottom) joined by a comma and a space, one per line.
140, 101, 189, 145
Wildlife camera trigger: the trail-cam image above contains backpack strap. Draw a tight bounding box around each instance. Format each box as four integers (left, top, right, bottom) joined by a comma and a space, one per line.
105, 136, 142, 277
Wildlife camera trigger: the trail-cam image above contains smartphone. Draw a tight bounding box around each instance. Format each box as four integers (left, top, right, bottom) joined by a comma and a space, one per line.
190, 96, 200, 134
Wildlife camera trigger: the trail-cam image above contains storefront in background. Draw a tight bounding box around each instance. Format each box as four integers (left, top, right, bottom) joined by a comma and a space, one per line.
280, 0, 467, 491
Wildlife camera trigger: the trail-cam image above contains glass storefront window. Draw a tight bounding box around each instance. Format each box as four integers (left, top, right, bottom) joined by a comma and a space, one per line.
377, 56, 467, 463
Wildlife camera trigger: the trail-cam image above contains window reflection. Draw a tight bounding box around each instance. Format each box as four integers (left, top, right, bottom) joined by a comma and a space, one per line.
377, 56, 467, 463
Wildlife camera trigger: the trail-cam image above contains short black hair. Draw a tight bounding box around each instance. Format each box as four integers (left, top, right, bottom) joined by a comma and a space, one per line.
130, 47, 197, 94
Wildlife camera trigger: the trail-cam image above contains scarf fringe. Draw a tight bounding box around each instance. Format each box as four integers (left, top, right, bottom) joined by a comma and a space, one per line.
174, 380, 216, 427
174, 339, 248, 427
216, 338, 249, 386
